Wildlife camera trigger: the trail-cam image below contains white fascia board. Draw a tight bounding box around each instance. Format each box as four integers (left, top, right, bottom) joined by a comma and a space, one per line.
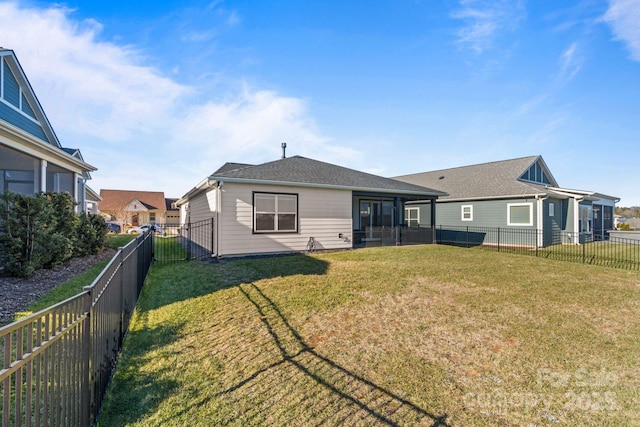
177, 177, 215, 205
436, 192, 548, 203
209, 176, 446, 197
0, 122, 96, 173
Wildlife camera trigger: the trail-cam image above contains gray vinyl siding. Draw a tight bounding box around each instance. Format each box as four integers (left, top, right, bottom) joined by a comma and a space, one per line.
437, 198, 538, 229
543, 198, 563, 245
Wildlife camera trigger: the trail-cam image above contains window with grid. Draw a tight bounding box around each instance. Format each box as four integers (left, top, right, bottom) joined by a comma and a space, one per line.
254, 192, 298, 233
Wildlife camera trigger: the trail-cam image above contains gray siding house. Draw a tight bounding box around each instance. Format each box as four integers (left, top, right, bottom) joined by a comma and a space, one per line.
0, 49, 95, 211
394, 156, 618, 246
178, 155, 446, 257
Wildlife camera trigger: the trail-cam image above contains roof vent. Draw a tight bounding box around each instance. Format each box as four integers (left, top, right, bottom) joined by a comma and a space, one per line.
439, 175, 445, 180
281, 142, 287, 159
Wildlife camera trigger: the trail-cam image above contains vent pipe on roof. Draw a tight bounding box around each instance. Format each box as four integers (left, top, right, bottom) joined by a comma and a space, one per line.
281, 142, 287, 159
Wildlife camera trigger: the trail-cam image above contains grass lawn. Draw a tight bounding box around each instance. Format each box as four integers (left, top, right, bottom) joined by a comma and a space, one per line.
98, 245, 640, 426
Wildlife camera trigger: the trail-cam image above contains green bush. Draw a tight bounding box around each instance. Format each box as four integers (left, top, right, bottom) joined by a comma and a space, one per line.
0, 191, 108, 277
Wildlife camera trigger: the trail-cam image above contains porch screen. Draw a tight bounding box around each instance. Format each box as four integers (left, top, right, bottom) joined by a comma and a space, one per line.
254, 193, 298, 233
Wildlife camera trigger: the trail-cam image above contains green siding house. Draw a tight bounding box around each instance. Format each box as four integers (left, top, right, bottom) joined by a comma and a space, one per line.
0, 49, 96, 211
394, 156, 618, 247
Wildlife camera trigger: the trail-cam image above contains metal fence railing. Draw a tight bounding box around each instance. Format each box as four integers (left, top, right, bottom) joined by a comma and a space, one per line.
153, 219, 215, 262
0, 232, 153, 426
436, 225, 640, 271
353, 226, 434, 248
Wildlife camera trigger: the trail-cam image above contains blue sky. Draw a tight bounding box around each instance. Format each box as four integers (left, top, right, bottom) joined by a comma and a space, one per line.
2, 0, 639, 205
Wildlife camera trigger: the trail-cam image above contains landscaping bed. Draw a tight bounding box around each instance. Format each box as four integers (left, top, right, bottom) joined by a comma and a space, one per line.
0, 248, 116, 325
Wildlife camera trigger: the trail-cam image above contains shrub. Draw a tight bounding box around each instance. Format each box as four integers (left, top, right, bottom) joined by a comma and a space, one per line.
0, 191, 108, 277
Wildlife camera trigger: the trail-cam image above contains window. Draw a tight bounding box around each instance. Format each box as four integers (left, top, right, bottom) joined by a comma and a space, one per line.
405, 207, 419, 227
507, 203, 533, 226
150, 212, 156, 222
549, 202, 555, 217
254, 192, 298, 233
461, 205, 473, 221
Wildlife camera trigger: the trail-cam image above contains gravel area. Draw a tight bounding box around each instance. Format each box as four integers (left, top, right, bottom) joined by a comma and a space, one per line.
0, 248, 116, 325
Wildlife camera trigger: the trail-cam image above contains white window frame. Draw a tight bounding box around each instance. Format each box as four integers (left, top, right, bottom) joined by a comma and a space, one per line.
548, 202, 554, 217
404, 207, 420, 227
253, 192, 298, 233
507, 202, 533, 226
461, 205, 473, 221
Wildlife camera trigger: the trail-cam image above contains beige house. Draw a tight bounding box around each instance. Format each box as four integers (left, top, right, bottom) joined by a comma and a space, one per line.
98, 189, 179, 229
177, 155, 445, 258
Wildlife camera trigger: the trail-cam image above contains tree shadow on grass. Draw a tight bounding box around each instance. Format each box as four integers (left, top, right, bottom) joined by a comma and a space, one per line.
218, 283, 450, 426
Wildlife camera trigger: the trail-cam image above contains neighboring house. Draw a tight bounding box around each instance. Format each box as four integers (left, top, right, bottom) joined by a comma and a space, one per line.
177, 155, 446, 258
98, 189, 178, 228
394, 156, 619, 246
0, 48, 95, 211
85, 185, 101, 215
165, 198, 180, 226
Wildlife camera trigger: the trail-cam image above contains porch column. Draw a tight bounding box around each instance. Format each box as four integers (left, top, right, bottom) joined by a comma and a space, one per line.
395, 197, 401, 246
40, 160, 47, 193
431, 198, 437, 243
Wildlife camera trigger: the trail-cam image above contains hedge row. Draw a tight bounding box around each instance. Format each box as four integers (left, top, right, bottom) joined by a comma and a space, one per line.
0, 192, 108, 277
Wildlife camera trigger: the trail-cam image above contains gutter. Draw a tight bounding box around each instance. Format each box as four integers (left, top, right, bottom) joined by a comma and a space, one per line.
207, 176, 447, 198
0, 120, 96, 172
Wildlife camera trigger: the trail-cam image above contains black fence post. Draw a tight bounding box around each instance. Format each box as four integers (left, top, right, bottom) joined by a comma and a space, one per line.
497, 228, 501, 252
81, 286, 93, 427
210, 217, 216, 256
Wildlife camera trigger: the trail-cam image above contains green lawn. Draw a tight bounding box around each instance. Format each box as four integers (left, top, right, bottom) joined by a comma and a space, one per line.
98, 245, 640, 426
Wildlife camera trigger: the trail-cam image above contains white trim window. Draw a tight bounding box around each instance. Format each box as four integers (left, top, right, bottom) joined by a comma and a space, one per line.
253, 192, 298, 233
507, 202, 533, 226
548, 202, 555, 217
461, 205, 473, 221
404, 207, 419, 227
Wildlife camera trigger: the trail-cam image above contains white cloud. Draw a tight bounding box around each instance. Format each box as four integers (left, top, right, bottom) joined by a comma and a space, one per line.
559, 42, 583, 82
451, 0, 525, 54
0, 2, 349, 197
603, 0, 640, 61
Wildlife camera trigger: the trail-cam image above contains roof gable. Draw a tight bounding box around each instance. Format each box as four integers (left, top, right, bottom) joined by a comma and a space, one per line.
394, 156, 556, 201
99, 189, 167, 211
0, 49, 60, 147
210, 156, 446, 196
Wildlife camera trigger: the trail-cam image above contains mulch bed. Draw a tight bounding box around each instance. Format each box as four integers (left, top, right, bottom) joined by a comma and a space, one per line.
0, 248, 116, 325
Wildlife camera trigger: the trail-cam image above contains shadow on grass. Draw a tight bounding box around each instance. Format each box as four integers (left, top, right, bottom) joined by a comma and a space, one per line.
97, 322, 183, 426
102, 254, 448, 425
224, 283, 449, 426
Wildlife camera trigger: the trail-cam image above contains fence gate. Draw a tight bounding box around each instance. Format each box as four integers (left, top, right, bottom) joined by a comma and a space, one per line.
152, 218, 215, 262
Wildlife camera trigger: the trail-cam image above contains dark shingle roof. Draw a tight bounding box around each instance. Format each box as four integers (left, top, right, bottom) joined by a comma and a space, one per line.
211, 156, 446, 196
394, 156, 555, 201
213, 162, 254, 174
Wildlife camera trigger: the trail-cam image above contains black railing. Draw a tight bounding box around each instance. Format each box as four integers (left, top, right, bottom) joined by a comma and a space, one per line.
353, 226, 434, 248
153, 219, 215, 262
0, 232, 154, 426
436, 225, 640, 271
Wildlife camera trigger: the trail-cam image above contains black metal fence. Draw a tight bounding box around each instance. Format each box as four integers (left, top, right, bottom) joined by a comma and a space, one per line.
0, 232, 153, 426
437, 225, 640, 271
153, 218, 215, 262
353, 226, 434, 248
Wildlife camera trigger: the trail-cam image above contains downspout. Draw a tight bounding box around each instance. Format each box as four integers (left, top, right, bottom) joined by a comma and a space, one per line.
215, 181, 222, 258
535, 194, 548, 248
